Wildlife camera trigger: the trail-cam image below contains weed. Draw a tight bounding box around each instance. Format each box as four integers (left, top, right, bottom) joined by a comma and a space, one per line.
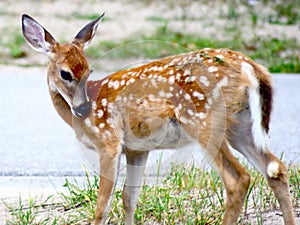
268, 0, 300, 25
5, 196, 58, 225
4, 164, 300, 224
2, 29, 27, 59
87, 23, 300, 73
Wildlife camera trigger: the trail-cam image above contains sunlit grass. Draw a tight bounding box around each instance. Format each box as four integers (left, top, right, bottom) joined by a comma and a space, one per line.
86, 23, 300, 73
4, 164, 299, 224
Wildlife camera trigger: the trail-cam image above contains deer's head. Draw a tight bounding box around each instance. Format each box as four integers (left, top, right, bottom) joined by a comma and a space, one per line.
22, 13, 104, 118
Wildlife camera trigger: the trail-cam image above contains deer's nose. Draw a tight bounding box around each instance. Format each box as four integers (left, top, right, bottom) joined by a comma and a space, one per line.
72, 102, 91, 118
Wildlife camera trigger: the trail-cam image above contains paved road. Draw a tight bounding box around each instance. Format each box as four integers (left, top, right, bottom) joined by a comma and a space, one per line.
0, 67, 299, 179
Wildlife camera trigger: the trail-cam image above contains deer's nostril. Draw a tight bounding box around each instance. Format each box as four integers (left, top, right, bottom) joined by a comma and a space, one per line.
72, 102, 91, 118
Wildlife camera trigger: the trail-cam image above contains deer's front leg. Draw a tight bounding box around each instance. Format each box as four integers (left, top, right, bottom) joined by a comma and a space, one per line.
95, 147, 121, 225
123, 150, 149, 225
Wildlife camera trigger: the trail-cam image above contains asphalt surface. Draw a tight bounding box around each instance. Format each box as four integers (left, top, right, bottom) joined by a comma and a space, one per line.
0, 67, 299, 180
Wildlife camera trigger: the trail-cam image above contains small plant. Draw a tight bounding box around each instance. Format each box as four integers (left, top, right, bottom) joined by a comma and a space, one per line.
86, 23, 300, 73
5, 196, 57, 225
6, 32, 26, 59
4, 163, 300, 224
60, 171, 99, 221
269, 0, 300, 25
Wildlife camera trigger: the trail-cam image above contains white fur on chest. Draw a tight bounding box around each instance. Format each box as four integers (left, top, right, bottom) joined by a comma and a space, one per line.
75, 125, 100, 171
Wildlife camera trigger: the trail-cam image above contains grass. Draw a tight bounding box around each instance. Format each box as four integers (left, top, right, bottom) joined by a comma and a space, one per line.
268, 0, 300, 25
4, 164, 300, 224
86, 22, 300, 73
4, 196, 60, 225
1, 1, 299, 72
0, 28, 26, 59
83, 0, 300, 73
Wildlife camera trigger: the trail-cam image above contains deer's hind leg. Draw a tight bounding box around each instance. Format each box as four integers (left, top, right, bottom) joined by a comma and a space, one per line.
183, 112, 251, 224
227, 98, 296, 225
210, 141, 251, 225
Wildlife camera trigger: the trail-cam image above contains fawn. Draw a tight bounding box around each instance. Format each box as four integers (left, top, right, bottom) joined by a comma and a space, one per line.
22, 13, 296, 225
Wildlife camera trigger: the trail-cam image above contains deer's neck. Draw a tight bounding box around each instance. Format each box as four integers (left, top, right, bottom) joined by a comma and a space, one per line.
49, 88, 73, 128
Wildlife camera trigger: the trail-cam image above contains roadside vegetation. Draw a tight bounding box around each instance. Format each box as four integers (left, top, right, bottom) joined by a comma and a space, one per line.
1, 0, 300, 72
86, 24, 300, 73
4, 164, 300, 224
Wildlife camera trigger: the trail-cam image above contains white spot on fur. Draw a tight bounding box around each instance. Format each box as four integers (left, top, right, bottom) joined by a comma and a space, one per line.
157, 66, 163, 72
192, 91, 204, 100
241, 62, 267, 150
104, 130, 112, 138
196, 112, 206, 119
101, 98, 107, 107
99, 123, 105, 129
112, 80, 120, 90
148, 94, 156, 101
184, 93, 191, 101
168, 76, 175, 84
163, 64, 169, 70
120, 80, 126, 86
92, 101, 97, 110
187, 109, 194, 116
267, 161, 280, 178
179, 116, 188, 124
84, 118, 92, 127
158, 90, 165, 97
107, 118, 112, 124
91, 126, 99, 134
199, 76, 210, 87
107, 102, 114, 113
115, 95, 122, 102
150, 66, 158, 71
212, 76, 228, 99
97, 110, 104, 118
150, 78, 157, 87
126, 78, 135, 86
177, 103, 183, 110
165, 92, 173, 98
183, 69, 191, 76
208, 66, 219, 73
102, 79, 109, 85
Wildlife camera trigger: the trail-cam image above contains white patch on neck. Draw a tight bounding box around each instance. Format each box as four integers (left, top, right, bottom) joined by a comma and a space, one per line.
49, 80, 57, 93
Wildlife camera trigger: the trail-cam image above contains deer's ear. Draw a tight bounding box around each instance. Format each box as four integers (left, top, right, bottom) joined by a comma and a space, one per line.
22, 14, 57, 54
73, 13, 104, 49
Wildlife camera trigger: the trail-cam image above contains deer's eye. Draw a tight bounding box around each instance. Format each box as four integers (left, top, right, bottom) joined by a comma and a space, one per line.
60, 70, 73, 82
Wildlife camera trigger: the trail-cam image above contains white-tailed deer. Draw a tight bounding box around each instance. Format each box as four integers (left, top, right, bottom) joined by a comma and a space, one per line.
22, 14, 296, 225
